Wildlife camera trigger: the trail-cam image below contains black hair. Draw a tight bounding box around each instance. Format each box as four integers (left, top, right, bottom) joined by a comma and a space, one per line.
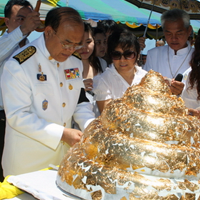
107, 28, 140, 63
98, 20, 118, 34
188, 29, 200, 100
83, 22, 104, 73
45, 7, 83, 32
4, 0, 33, 18
93, 27, 105, 37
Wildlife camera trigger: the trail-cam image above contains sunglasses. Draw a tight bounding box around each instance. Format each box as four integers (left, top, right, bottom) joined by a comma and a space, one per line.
111, 50, 136, 60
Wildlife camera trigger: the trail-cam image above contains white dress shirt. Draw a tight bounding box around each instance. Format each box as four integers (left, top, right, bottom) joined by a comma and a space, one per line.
93, 64, 147, 101
144, 42, 194, 79
0, 27, 28, 110
85, 57, 107, 118
181, 68, 200, 109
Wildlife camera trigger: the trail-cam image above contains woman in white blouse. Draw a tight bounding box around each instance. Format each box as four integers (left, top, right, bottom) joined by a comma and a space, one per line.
181, 30, 200, 118
93, 28, 147, 113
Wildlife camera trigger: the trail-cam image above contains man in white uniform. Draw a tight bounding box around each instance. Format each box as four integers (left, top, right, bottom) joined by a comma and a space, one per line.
144, 9, 193, 95
0, 0, 40, 181
1, 7, 95, 176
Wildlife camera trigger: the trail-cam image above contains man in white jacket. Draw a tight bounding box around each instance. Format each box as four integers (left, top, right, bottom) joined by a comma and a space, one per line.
144, 9, 193, 96
0, 0, 40, 181
1, 7, 95, 176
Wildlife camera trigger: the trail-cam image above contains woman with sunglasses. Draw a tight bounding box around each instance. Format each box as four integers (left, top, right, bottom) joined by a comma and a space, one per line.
93, 28, 147, 113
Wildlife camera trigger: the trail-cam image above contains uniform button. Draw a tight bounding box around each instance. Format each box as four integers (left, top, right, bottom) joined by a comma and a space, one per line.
60, 82, 63, 87
57, 63, 60, 67
49, 56, 53, 60
69, 84, 73, 90
63, 123, 66, 127
62, 102, 66, 107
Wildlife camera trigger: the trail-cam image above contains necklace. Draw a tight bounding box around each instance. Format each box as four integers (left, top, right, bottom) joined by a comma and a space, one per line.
168, 46, 192, 79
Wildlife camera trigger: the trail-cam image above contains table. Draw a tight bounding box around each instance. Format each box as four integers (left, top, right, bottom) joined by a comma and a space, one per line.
5, 169, 82, 200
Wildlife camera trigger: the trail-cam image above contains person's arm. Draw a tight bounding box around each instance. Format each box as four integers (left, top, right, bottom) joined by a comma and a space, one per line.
0, 11, 41, 63
187, 108, 200, 118
61, 128, 83, 146
83, 78, 93, 91
19, 10, 40, 36
138, 37, 146, 51
97, 99, 112, 113
0, 27, 26, 63
93, 73, 113, 113
170, 80, 184, 95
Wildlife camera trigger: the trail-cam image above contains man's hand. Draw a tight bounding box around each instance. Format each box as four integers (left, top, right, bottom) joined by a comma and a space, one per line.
170, 79, 184, 95
20, 10, 41, 36
138, 37, 146, 51
61, 128, 83, 146
83, 78, 93, 91
187, 108, 200, 118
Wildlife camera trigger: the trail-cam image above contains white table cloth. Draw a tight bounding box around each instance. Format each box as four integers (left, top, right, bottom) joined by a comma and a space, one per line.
5, 169, 83, 200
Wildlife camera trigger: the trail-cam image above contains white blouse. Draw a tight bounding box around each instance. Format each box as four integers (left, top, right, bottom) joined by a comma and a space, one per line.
181, 69, 200, 110
93, 64, 147, 101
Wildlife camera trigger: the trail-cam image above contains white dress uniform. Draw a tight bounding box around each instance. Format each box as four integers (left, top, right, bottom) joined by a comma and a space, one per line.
93, 64, 147, 101
144, 42, 194, 79
1, 34, 95, 176
181, 68, 200, 109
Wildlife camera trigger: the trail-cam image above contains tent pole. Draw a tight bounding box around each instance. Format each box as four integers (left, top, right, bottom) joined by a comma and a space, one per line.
143, 0, 155, 37
140, 0, 156, 67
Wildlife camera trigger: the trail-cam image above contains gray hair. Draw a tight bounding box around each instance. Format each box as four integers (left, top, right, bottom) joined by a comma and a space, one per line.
161, 9, 190, 29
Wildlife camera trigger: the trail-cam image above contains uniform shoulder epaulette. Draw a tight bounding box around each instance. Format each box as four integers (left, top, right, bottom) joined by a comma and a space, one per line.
72, 52, 82, 60
13, 46, 36, 64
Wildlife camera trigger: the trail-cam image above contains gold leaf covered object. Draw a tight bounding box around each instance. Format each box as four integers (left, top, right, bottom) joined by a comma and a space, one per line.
57, 70, 200, 200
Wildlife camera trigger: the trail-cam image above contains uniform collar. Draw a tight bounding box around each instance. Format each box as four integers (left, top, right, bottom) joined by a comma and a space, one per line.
168, 41, 191, 56
37, 33, 57, 63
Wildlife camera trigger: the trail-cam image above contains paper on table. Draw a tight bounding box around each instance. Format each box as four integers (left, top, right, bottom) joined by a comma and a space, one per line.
7, 170, 82, 200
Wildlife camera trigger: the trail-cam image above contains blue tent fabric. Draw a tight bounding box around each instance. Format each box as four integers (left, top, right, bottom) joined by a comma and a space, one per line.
67, 0, 161, 25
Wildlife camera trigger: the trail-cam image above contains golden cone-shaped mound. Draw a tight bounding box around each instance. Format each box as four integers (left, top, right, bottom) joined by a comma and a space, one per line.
57, 70, 200, 200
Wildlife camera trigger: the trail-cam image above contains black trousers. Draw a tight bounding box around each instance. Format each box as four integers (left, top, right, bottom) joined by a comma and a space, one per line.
0, 110, 5, 182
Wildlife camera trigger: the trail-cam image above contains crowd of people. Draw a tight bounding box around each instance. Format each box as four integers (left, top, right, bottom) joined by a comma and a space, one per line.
0, 0, 199, 184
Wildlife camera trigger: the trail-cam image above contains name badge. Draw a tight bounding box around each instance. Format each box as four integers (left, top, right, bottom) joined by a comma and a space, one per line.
64, 68, 80, 80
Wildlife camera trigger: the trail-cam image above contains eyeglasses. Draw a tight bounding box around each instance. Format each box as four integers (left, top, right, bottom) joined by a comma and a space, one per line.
111, 50, 136, 60
54, 31, 83, 50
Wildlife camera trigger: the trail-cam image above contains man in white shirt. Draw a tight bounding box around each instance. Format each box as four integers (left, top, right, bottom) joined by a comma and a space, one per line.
1, 7, 95, 176
0, 0, 40, 181
144, 9, 193, 96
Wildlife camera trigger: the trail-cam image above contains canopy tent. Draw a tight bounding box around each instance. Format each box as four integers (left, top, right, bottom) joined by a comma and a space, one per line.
67, 0, 161, 25
0, 0, 199, 38
0, 0, 163, 38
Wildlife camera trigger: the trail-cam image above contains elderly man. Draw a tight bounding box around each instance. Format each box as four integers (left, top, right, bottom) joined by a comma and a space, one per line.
1, 7, 95, 176
144, 9, 193, 95
0, 0, 40, 181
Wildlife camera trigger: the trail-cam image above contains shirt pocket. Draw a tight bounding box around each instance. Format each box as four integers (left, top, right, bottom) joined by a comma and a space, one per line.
33, 83, 54, 99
